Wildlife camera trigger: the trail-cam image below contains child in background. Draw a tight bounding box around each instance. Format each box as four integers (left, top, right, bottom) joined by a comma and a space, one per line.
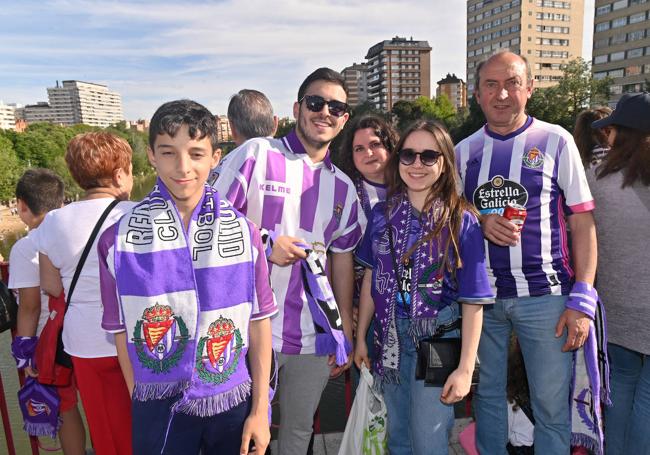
9, 169, 86, 455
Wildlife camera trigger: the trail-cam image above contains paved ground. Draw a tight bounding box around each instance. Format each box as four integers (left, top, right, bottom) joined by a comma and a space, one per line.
269, 417, 472, 454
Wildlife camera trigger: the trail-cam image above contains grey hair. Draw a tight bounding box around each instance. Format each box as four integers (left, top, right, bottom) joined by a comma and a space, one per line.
227, 89, 275, 140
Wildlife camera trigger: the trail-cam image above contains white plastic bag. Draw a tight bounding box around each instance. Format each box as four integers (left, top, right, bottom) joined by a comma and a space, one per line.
338, 364, 387, 455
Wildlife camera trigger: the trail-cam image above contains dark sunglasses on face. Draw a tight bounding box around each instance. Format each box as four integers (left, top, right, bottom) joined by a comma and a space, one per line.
398, 148, 443, 166
299, 94, 349, 118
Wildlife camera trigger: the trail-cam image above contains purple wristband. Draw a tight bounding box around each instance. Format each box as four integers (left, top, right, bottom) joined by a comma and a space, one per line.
11, 336, 38, 369
565, 281, 598, 319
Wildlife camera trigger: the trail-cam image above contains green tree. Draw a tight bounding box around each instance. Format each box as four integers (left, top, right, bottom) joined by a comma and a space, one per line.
275, 117, 296, 138
526, 58, 611, 130
0, 134, 24, 203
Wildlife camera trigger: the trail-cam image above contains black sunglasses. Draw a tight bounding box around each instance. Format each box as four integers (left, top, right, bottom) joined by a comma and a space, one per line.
299, 94, 349, 118
398, 148, 443, 166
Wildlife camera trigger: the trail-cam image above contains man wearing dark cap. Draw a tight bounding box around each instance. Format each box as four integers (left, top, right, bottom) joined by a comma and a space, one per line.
589, 92, 650, 455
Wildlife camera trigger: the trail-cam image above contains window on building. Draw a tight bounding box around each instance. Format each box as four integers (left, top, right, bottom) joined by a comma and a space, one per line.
611, 51, 626, 61
596, 4, 612, 15
595, 21, 611, 32
593, 71, 608, 80
594, 38, 609, 49
611, 33, 627, 44
594, 54, 609, 64
623, 82, 642, 93
609, 68, 625, 78
628, 30, 645, 41
628, 47, 644, 58
612, 17, 628, 28
630, 0, 648, 4
630, 12, 647, 23
612, 0, 628, 10
644, 63, 650, 73
610, 85, 623, 95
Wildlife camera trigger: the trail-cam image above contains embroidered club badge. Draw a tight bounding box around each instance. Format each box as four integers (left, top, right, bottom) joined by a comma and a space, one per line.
196, 316, 243, 384
132, 303, 189, 373
522, 147, 544, 169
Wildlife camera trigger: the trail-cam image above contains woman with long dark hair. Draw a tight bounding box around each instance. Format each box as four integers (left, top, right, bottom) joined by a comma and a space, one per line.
354, 120, 494, 454
589, 93, 650, 455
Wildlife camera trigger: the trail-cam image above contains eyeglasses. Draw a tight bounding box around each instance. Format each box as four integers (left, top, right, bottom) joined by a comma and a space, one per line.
299, 94, 349, 118
398, 148, 443, 166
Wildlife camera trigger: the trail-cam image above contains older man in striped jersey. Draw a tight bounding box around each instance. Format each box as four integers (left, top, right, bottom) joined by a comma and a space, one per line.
455, 51, 597, 454
214, 67, 361, 455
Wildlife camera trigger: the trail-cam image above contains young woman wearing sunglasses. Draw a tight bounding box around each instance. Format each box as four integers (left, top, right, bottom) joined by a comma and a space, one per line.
354, 120, 494, 454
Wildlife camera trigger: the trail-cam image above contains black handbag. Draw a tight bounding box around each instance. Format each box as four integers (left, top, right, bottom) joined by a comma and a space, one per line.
388, 228, 479, 388
0, 279, 18, 333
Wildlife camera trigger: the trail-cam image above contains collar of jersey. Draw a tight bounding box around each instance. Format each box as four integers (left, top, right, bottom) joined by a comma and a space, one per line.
484, 115, 534, 141
282, 129, 335, 172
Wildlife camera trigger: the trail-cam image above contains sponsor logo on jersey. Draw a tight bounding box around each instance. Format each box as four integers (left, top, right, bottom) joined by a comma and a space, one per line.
472, 175, 529, 215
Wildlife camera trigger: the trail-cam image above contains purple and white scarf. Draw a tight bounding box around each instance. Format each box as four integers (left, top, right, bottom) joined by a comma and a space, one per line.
300, 245, 351, 366
372, 194, 450, 387
570, 286, 611, 455
112, 180, 257, 416
18, 377, 60, 438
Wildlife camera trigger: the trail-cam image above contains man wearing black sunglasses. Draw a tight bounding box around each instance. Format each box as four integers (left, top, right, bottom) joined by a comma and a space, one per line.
455, 51, 597, 455
213, 67, 361, 455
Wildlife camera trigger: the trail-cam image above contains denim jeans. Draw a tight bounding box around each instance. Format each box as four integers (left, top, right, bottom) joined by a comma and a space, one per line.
475, 295, 572, 455
382, 304, 459, 455
604, 343, 650, 455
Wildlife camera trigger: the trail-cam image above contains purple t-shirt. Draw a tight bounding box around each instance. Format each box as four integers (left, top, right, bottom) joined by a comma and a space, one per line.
455, 118, 594, 299
356, 205, 494, 310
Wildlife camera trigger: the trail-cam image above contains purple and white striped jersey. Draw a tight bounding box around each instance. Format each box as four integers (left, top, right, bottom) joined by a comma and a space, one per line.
455, 117, 594, 299
357, 178, 387, 233
213, 130, 362, 355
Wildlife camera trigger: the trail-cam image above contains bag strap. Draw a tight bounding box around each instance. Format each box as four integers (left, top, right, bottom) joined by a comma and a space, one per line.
387, 227, 409, 307
65, 199, 120, 311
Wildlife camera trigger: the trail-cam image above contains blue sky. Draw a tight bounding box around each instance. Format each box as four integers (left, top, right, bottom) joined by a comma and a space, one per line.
0, 0, 594, 120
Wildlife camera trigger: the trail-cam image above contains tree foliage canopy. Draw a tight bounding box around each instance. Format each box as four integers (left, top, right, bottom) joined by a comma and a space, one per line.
0, 122, 153, 201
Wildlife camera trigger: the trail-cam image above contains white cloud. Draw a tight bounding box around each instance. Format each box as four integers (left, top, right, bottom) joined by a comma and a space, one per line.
0, 0, 467, 119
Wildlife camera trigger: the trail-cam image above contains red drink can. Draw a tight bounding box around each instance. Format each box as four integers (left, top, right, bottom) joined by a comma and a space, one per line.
503, 202, 527, 232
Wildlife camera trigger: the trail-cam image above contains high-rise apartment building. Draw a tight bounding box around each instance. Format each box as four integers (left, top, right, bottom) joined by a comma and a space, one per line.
216, 115, 233, 143
466, 0, 585, 92
592, 0, 650, 104
23, 102, 56, 124
341, 63, 369, 108
46, 80, 123, 127
436, 74, 468, 110
365, 36, 432, 111
0, 102, 16, 130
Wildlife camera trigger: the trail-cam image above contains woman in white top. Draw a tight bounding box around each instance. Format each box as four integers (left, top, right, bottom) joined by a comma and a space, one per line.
37, 132, 136, 455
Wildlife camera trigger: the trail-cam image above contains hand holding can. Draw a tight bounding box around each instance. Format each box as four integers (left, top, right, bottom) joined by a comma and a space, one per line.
503, 202, 527, 233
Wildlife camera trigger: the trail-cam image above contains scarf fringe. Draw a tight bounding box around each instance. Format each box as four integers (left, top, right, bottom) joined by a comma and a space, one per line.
24, 420, 60, 439
173, 380, 251, 417
133, 381, 190, 401
408, 318, 439, 340
315, 334, 337, 358
571, 433, 602, 455
373, 368, 400, 394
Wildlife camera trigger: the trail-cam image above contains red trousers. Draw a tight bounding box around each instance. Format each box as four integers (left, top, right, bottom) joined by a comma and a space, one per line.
72, 356, 132, 455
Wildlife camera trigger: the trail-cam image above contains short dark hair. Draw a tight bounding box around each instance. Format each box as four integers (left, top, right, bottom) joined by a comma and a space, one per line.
227, 89, 275, 140
15, 168, 64, 216
338, 115, 398, 180
297, 67, 348, 102
474, 50, 532, 91
149, 99, 218, 151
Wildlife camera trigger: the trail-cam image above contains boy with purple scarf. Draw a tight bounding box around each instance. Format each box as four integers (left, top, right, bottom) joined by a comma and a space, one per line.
98, 100, 277, 455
